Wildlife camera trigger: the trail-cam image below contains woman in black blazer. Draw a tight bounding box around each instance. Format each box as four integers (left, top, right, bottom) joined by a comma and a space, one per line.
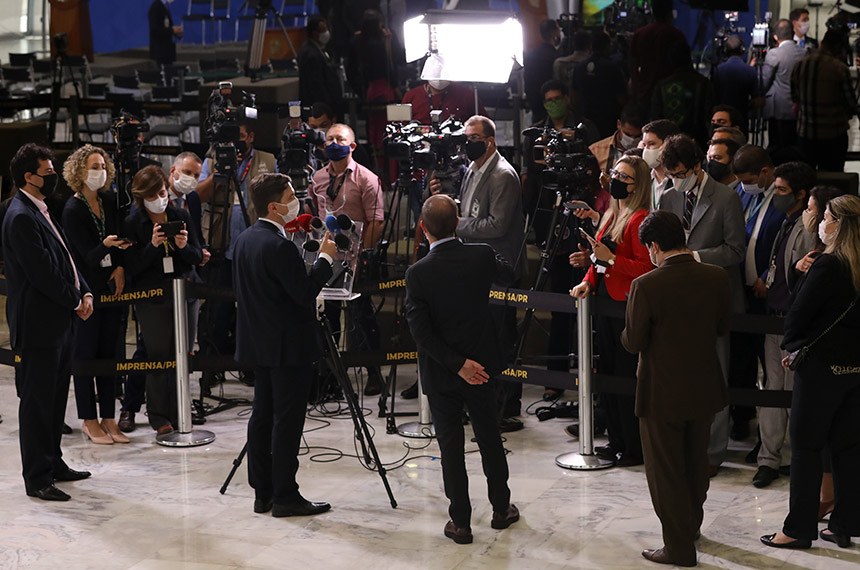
762, 194, 860, 549
61, 145, 131, 445
123, 165, 202, 434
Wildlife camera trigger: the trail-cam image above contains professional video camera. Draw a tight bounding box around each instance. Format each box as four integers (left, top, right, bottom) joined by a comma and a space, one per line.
277, 102, 325, 200
604, 0, 651, 35
524, 124, 599, 202
204, 81, 258, 174
111, 111, 150, 210
826, 9, 860, 65
384, 115, 467, 196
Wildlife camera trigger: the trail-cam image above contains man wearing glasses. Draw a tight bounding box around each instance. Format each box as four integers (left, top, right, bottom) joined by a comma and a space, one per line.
658, 134, 746, 477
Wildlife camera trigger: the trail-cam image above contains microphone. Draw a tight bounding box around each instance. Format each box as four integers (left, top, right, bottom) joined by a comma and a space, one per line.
334, 233, 351, 251
284, 213, 312, 234
302, 239, 320, 252
309, 216, 324, 232
336, 214, 355, 232
324, 214, 340, 234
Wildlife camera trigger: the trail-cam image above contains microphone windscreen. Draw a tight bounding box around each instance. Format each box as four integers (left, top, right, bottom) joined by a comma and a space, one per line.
336, 213, 354, 232
310, 216, 324, 231
303, 239, 320, 252
295, 213, 313, 232
334, 233, 351, 250
324, 214, 339, 234
284, 218, 302, 233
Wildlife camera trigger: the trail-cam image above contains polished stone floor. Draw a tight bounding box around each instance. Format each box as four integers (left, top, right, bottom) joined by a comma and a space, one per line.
1, 370, 858, 570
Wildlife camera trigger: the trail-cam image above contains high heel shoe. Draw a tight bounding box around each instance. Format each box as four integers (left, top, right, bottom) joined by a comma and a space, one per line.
82, 420, 113, 445
818, 500, 835, 521
100, 419, 130, 444
820, 529, 852, 548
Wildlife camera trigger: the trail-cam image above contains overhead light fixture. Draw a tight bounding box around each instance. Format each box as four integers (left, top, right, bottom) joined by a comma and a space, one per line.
402, 10, 524, 84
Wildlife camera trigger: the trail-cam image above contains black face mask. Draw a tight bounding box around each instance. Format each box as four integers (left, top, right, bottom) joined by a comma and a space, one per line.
609, 178, 631, 200
32, 172, 58, 197
706, 159, 731, 181
465, 140, 487, 162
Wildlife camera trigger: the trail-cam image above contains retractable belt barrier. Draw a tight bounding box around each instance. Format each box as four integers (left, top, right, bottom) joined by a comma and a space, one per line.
0, 277, 792, 409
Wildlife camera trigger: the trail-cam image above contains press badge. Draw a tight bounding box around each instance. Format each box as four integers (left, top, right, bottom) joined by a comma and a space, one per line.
99, 253, 112, 268
766, 264, 776, 288
163, 257, 175, 274
470, 200, 480, 217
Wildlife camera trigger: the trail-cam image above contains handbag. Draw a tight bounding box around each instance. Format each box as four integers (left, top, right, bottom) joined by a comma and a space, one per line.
787, 295, 860, 371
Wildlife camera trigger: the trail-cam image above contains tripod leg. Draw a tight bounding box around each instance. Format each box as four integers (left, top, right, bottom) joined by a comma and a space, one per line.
220, 442, 248, 494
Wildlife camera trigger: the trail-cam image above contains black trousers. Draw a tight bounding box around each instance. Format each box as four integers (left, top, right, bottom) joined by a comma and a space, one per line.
640, 415, 712, 566
800, 133, 849, 173
135, 302, 178, 430
728, 292, 766, 425
783, 365, 860, 540
121, 324, 148, 413
596, 311, 641, 458
248, 362, 313, 504
428, 379, 511, 528
73, 306, 123, 419
16, 323, 75, 493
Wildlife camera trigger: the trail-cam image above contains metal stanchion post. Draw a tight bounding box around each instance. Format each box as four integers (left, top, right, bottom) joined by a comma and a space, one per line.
556, 295, 614, 470
397, 370, 435, 438
158, 278, 216, 447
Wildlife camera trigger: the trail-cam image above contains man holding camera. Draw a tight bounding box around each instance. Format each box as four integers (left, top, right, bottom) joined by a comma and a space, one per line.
233, 173, 336, 517
405, 194, 519, 544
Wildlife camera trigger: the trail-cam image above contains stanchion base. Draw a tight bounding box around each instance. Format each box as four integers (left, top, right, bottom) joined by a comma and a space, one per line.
396, 421, 435, 439
157, 430, 216, 447
555, 452, 615, 470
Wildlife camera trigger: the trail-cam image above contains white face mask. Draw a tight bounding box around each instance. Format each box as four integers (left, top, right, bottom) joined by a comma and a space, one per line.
318, 30, 331, 46
85, 169, 107, 191
144, 195, 169, 214
741, 182, 765, 195
279, 198, 300, 225
642, 147, 662, 169
819, 219, 837, 245
798, 21, 811, 36
671, 171, 697, 194
428, 79, 450, 91
173, 172, 197, 195
619, 131, 640, 151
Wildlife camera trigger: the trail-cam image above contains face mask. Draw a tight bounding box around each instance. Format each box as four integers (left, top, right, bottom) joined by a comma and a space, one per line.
609, 178, 631, 200
85, 169, 107, 191
544, 99, 568, 120
799, 21, 811, 36
670, 171, 696, 194
772, 193, 798, 214
819, 219, 836, 245
642, 147, 662, 169
428, 79, 450, 91
236, 140, 248, 157
325, 142, 351, 162
173, 172, 197, 195
619, 132, 640, 151
465, 140, 487, 162
31, 172, 58, 197
279, 198, 300, 225
741, 181, 764, 195
144, 195, 169, 214
802, 209, 817, 233
318, 30, 331, 46
706, 159, 730, 181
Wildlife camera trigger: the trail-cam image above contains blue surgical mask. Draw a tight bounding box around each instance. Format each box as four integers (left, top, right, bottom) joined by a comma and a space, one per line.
325, 142, 351, 162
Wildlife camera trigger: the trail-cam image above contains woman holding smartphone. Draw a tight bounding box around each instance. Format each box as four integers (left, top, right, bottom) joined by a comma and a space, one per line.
62, 145, 131, 444
569, 155, 654, 466
124, 165, 202, 435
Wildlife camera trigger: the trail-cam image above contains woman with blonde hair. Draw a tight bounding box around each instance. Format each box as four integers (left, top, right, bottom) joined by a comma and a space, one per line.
569, 155, 654, 466
61, 144, 130, 444
762, 194, 860, 549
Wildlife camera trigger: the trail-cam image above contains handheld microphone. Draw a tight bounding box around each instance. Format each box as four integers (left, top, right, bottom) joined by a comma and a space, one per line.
309, 216, 324, 232
334, 233, 351, 251
336, 213, 355, 233
284, 213, 313, 234
324, 214, 340, 234
302, 238, 320, 252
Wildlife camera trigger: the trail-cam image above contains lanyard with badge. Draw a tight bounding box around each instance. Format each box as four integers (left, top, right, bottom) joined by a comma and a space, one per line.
77, 192, 112, 268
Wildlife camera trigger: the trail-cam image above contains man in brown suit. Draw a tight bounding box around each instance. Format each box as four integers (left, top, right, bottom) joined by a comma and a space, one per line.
622, 211, 731, 567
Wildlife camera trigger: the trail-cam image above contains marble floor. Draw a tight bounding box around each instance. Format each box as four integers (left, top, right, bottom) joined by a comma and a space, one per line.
0, 371, 858, 570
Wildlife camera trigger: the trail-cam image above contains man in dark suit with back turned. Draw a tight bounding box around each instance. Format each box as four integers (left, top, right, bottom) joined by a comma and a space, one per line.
233, 173, 336, 517
3, 144, 94, 501
622, 211, 731, 567
405, 195, 520, 545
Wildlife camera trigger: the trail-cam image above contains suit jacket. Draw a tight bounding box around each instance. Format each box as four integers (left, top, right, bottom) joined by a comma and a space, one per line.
583, 208, 653, 301
660, 173, 746, 310
298, 40, 342, 112
782, 254, 860, 368
621, 254, 731, 421
62, 191, 125, 297
233, 220, 333, 368
738, 188, 785, 283
778, 216, 817, 293
405, 239, 515, 394
2, 192, 90, 350
456, 152, 526, 279
761, 40, 805, 120
148, 0, 176, 65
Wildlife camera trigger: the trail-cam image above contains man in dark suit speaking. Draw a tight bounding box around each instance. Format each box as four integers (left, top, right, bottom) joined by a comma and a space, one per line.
233, 173, 336, 517
4, 143, 94, 501
622, 211, 731, 567
405, 195, 519, 545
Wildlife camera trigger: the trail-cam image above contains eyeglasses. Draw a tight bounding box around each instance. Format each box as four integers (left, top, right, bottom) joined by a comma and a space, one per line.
666, 166, 693, 179
466, 134, 487, 142
609, 168, 635, 183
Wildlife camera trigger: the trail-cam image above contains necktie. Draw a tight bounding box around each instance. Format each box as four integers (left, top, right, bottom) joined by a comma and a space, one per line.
746, 193, 764, 223
683, 189, 696, 231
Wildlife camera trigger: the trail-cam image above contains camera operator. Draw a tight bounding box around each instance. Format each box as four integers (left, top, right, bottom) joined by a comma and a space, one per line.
233, 172, 336, 518
401, 79, 486, 125
123, 166, 203, 435
524, 19, 562, 122
309, 123, 386, 396
640, 119, 680, 210
588, 103, 644, 177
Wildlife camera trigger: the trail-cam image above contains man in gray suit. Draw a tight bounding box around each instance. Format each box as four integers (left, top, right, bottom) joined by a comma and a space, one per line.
759, 19, 805, 150
659, 134, 746, 473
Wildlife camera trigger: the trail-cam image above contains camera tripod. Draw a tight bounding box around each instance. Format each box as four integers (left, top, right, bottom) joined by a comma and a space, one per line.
220, 302, 397, 508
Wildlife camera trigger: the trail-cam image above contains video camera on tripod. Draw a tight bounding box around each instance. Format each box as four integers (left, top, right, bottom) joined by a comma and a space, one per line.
204, 81, 258, 174
277, 101, 325, 203
111, 110, 150, 211
524, 124, 599, 202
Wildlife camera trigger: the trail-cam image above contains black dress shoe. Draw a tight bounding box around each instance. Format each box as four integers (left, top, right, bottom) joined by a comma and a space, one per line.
498, 417, 524, 433
745, 440, 761, 464
491, 504, 519, 529
641, 547, 696, 567
118, 411, 136, 433
400, 381, 419, 400
253, 498, 273, 514
752, 466, 780, 488
594, 445, 619, 460
760, 533, 812, 549
62, 423, 73, 435
54, 468, 92, 482
272, 498, 331, 517
820, 529, 852, 548
27, 484, 71, 501
444, 520, 473, 544
615, 454, 644, 467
